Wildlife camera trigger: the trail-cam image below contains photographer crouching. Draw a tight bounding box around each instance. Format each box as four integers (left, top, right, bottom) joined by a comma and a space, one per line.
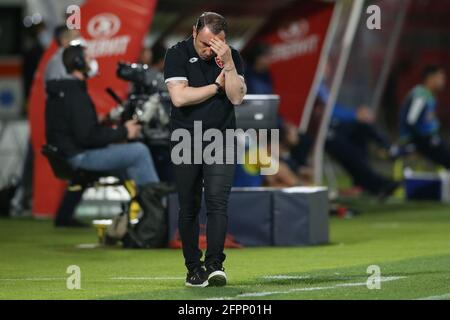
45, 43, 171, 247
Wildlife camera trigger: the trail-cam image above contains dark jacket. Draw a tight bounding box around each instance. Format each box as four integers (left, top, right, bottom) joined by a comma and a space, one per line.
45, 78, 128, 158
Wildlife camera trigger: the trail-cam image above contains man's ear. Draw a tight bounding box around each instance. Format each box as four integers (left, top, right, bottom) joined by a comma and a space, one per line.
192, 26, 197, 39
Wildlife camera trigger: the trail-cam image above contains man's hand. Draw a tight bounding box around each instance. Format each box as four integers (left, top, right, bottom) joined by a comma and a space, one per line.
209, 37, 233, 68
209, 38, 246, 105
356, 106, 375, 124
124, 119, 142, 139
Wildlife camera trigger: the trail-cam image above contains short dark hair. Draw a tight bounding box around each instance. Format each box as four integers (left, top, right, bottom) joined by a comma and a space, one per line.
53, 25, 70, 47
421, 64, 444, 82
195, 12, 228, 35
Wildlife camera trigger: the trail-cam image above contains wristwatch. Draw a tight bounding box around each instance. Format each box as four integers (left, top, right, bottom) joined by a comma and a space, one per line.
214, 82, 225, 96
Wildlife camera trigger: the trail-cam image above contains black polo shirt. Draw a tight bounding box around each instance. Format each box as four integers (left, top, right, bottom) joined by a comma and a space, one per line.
164, 36, 245, 132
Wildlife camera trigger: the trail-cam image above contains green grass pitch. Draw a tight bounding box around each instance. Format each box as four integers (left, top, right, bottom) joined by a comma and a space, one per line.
1, 200, 450, 300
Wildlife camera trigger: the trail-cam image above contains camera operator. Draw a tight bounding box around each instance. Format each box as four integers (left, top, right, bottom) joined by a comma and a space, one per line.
44, 27, 83, 227
45, 44, 163, 228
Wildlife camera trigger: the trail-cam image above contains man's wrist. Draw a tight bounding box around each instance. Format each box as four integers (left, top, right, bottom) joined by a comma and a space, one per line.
213, 82, 225, 95
224, 65, 235, 72
209, 83, 219, 96
223, 61, 236, 72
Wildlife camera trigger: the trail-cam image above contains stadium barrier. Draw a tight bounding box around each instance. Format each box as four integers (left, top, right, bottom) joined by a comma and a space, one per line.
167, 187, 329, 247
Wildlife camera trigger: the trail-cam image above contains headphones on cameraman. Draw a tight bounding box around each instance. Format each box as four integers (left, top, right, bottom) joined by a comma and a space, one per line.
63, 42, 88, 74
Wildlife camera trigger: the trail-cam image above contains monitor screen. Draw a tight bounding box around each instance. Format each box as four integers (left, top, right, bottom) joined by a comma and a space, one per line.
234, 94, 280, 130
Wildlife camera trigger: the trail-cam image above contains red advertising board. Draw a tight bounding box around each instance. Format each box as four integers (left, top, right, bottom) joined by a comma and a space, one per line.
250, 1, 334, 125
28, 0, 157, 217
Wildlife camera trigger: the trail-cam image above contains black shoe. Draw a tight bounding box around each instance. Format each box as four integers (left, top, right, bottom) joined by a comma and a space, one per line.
206, 263, 227, 287
185, 267, 209, 288
54, 218, 89, 228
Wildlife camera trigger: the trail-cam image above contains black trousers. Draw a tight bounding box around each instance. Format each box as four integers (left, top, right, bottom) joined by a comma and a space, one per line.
173, 160, 235, 271
413, 135, 450, 169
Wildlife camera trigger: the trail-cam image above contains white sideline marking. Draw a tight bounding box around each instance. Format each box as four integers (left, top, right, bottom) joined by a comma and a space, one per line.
206, 276, 406, 300
0, 276, 184, 282
0, 277, 65, 281
416, 293, 450, 300
110, 277, 184, 280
